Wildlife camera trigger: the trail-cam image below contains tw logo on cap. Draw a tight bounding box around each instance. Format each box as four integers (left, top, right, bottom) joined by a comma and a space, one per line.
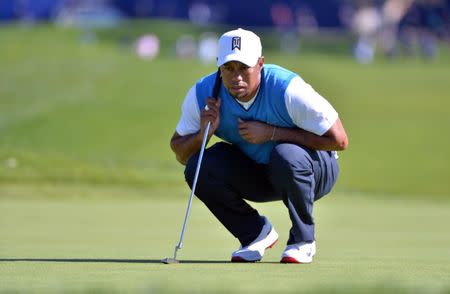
232, 37, 241, 50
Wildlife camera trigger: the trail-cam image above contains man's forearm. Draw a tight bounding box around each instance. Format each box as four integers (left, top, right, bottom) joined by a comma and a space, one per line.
170, 132, 204, 165
272, 126, 346, 151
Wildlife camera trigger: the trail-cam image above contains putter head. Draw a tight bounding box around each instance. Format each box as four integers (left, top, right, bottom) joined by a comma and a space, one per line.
161, 257, 179, 264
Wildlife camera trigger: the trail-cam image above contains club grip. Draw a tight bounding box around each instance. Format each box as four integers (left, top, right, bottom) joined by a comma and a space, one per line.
212, 69, 221, 99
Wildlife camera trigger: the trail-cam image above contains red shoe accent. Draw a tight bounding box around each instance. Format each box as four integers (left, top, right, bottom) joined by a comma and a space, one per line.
267, 239, 278, 249
280, 257, 301, 263
231, 256, 259, 263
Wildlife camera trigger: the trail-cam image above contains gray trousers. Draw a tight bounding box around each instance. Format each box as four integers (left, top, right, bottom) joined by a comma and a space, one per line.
184, 142, 339, 246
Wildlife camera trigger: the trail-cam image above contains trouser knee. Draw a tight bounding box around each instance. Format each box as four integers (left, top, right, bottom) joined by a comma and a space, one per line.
183, 144, 224, 203
270, 143, 315, 181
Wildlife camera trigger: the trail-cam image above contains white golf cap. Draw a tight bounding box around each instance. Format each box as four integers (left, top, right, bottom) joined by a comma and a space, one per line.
217, 28, 262, 67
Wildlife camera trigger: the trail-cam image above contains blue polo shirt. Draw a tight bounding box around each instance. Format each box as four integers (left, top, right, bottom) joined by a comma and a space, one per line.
195, 64, 297, 163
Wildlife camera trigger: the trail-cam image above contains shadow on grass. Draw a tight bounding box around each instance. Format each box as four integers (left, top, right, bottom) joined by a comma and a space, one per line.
0, 258, 235, 264
0, 258, 288, 264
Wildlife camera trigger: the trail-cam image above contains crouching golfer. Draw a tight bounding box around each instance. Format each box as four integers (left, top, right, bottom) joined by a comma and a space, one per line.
170, 28, 348, 263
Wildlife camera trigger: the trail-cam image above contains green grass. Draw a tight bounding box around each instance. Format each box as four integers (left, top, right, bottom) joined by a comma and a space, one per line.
1, 184, 449, 293
1, 21, 450, 293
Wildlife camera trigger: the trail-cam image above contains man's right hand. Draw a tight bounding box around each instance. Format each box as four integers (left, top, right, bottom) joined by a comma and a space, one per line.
170, 97, 221, 165
201, 97, 221, 139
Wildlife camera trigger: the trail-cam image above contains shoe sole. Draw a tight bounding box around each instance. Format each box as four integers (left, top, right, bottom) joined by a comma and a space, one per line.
280, 257, 301, 263
231, 239, 278, 263
280, 256, 312, 264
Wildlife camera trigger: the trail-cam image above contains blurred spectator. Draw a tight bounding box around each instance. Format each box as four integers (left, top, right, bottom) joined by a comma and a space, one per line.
135, 34, 160, 60
271, 2, 294, 28
271, 2, 298, 54
176, 34, 197, 59
296, 4, 318, 36
442, 1, 450, 43
339, 1, 355, 30
399, 2, 425, 56
398, 0, 446, 60
380, 0, 413, 58
351, 1, 382, 64
188, 2, 211, 26
197, 32, 218, 64
54, 0, 122, 29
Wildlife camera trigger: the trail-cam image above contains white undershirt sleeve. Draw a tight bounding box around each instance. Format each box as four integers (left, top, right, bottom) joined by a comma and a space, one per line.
284, 76, 338, 136
175, 85, 201, 136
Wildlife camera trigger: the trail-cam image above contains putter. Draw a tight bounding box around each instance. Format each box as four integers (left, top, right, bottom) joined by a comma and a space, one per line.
162, 70, 221, 264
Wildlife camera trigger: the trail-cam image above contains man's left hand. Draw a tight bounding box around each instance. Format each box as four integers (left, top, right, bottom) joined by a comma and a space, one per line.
238, 119, 273, 144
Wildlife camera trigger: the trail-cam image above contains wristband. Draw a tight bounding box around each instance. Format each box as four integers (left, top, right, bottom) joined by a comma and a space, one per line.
270, 126, 277, 141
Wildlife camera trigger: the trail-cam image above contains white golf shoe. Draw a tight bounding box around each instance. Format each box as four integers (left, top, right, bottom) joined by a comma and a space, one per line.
280, 241, 316, 263
231, 216, 278, 262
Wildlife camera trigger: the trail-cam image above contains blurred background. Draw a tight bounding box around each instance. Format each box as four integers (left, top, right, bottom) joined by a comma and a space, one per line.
1, 0, 449, 195
1, 0, 449, 62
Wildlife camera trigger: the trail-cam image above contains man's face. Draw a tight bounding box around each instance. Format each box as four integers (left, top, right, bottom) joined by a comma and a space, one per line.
219, 57, 264, 101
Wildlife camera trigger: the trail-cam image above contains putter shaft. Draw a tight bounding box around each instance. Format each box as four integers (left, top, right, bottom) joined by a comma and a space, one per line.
172, 121, 211, 260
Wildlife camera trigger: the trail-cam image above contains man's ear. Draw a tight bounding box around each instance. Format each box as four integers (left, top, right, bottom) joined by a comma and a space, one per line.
258, 56, 265, 68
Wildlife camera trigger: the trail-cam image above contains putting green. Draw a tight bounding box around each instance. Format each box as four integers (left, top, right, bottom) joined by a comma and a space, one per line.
1, 184, 449, 293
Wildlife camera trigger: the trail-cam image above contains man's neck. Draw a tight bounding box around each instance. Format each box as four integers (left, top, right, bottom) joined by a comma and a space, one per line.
234, 87, 259, 110
235, 85, 260, 103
